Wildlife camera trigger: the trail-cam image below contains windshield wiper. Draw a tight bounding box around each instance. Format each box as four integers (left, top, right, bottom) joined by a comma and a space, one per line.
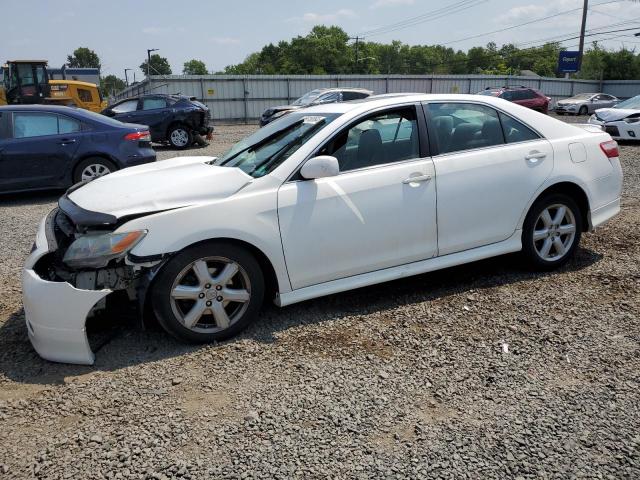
217, 120, 305, 166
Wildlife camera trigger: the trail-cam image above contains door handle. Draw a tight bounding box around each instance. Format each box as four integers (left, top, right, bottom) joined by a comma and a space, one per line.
525, 151, 546, 162
403, 174, 432, 184
58, 139, 77, 145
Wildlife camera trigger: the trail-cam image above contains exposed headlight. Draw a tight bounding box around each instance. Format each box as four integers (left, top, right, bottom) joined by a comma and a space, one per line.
624, 117, 640, 124
63, 230, 147, 269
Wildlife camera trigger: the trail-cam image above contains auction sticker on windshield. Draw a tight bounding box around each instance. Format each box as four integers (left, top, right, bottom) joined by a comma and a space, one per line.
302, 116, 326, 124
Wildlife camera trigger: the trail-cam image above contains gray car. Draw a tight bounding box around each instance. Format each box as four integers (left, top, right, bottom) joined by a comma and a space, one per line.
555, 93, 619, 115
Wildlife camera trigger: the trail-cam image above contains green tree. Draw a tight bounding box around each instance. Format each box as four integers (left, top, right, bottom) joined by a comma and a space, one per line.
140, 54, 172, 76
100, 75, 126, 96
183, 59, 208, 75
66, 47, 101, 69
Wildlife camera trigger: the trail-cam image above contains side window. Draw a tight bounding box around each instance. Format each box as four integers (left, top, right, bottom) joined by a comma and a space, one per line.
77, 88, 93, 103
58, 115, 81, 134
342, 91, 367, 101
499, 113, 540, 144
317, 92, 341, 104
13, 113, 58, 138
111, 99, 138, 114
501, 91, 514, 101
142, 97, 167, 110
0, 112, 9, 140
521, 89, 536, 100
319, 107, 419, 172
427, 103, 504, 154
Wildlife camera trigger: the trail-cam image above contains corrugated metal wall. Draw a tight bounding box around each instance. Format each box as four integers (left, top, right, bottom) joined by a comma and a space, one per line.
114, 74, 634, 122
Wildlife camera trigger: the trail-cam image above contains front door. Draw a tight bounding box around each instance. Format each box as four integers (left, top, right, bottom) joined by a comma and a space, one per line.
278, 106, 438, 290
425, 102, 554, 255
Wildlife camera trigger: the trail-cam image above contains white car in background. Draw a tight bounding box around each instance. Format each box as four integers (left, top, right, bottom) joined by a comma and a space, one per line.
555, 93, 619, 116
23, 94, 623, 364
589, 94, 640, 140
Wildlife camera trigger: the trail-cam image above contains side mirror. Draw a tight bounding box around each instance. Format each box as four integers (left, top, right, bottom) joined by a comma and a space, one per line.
103, 109, 114, 117
300, 155, 339, 180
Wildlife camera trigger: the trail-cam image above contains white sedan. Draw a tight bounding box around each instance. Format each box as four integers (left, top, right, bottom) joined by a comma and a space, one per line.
23, 94, 623, 364
588, 94, 640, 140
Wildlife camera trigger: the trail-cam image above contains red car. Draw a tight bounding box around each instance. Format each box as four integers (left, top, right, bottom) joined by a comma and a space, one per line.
478, 86, 550, 114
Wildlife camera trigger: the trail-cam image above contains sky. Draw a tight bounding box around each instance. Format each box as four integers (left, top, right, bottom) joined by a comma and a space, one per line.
4, 0, 640, 78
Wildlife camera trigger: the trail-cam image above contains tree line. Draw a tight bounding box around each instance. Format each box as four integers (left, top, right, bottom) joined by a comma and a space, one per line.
64, 27, 640, 97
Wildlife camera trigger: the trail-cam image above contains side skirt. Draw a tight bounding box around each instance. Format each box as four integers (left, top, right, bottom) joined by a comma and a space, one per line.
275, 231, 522, 307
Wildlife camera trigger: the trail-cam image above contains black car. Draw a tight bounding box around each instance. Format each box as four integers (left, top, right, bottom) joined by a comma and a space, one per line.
0, 105, 155, 194
102, 94, 213, 149
260, 88, 373, 126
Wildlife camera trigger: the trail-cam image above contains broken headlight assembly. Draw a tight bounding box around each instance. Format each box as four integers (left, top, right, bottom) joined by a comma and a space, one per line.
63, 230, 147, 269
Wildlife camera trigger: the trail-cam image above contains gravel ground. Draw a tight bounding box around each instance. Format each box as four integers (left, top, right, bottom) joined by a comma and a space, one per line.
0, 116, 638, 479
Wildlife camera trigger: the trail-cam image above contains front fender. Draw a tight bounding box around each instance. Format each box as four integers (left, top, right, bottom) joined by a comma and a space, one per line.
117, 190, 292, 293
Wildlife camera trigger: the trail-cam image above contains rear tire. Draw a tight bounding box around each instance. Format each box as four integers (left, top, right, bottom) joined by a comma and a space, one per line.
521, 193, 582, 271
168, 124, 193, 149
151, 242, 264, 344
73, 157, 117, 183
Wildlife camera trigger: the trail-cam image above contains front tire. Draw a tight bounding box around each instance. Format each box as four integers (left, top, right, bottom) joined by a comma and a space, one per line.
521, 194, 582, 271
151, 242, 264, 343
578, 106, 588, 116
168, 124, 193, 149
73, 157, 116, 183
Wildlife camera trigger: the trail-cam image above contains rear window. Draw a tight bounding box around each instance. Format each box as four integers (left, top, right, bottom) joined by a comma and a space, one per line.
78, 88, 93, 103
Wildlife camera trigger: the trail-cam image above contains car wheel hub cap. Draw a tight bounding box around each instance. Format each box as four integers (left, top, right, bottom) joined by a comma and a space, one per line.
169, 256, 251, 333
533, 204, 577, 261
171, 129, 189, 146
81, 164, 111, 181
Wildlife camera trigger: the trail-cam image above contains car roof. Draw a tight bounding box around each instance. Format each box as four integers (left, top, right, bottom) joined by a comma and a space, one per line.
0, 104, 115, 123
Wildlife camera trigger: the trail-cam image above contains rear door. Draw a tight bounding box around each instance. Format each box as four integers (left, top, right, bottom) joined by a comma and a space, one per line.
425, 102, 553, 255
129, 97, 171, 139
0, 111, 82, 191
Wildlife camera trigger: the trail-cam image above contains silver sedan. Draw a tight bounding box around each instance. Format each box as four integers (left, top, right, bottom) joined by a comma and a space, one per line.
555, 93, 619, 115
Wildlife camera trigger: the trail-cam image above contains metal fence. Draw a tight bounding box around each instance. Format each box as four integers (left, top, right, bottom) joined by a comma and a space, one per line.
113, 74, 640, 123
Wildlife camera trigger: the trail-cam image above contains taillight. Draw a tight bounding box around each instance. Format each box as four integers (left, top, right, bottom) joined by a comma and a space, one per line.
600, 140, 619, 159
124, 131, 150, 142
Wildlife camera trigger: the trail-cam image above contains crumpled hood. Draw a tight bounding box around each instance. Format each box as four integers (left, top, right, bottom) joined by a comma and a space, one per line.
68, 156, 253, 218
594, 108, 640, 122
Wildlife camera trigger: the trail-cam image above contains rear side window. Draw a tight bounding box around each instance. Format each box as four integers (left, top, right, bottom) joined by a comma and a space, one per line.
12, 112, 81, 138
342, 91, 368, 101
499, 113, 540, 143
13, 113, 58, 138
78, 88, 93, 103
142, 97, 167, 110
501, 91, 514, 101
111, 99, 138, 113
427, 103, 504, 154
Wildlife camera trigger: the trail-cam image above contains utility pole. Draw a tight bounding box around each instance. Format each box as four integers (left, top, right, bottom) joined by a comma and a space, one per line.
578, 0, 589, 71
124, 68, 131, 87
146, 48, 158, 77
349, 36, 361, 73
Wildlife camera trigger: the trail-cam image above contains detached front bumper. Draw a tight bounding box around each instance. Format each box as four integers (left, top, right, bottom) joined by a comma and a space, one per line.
22, 213, 111, 365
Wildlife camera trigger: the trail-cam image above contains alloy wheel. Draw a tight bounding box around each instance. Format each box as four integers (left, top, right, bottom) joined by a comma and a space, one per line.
169, 256, 251, 333
81, 163, 111, 181
170, 129, 190, 147
532, 203, 577, 262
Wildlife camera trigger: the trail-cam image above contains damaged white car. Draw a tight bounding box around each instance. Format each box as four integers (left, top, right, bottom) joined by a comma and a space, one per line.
588, 94, 640, 140
23, 94, 623, 364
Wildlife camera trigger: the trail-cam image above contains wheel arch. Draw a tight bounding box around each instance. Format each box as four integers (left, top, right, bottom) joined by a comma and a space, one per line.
71, 153, 120, 183
527, 182, 591, 232
153, 237, 282, 304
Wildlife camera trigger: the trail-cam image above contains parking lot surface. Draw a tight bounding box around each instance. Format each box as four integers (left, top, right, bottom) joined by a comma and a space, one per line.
0, 116, 638, 479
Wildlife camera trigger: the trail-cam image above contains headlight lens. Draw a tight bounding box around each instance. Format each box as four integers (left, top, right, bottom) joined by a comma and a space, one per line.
63, 230, 147, 269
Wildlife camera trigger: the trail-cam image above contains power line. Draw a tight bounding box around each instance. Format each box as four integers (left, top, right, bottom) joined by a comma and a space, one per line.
358, 0, 488, 38
441, 0, 625, 46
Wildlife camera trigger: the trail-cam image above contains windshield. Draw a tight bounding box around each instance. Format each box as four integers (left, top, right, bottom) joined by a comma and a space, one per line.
292, 89, 324, 106
614, 95, 640, 109
216, 111, 341, 177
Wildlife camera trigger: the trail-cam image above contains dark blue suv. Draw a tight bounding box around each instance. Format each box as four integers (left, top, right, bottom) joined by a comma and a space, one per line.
0, 105, 156, 194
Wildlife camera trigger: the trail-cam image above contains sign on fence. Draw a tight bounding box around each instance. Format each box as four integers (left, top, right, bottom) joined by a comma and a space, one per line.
557, 51, 581, 73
